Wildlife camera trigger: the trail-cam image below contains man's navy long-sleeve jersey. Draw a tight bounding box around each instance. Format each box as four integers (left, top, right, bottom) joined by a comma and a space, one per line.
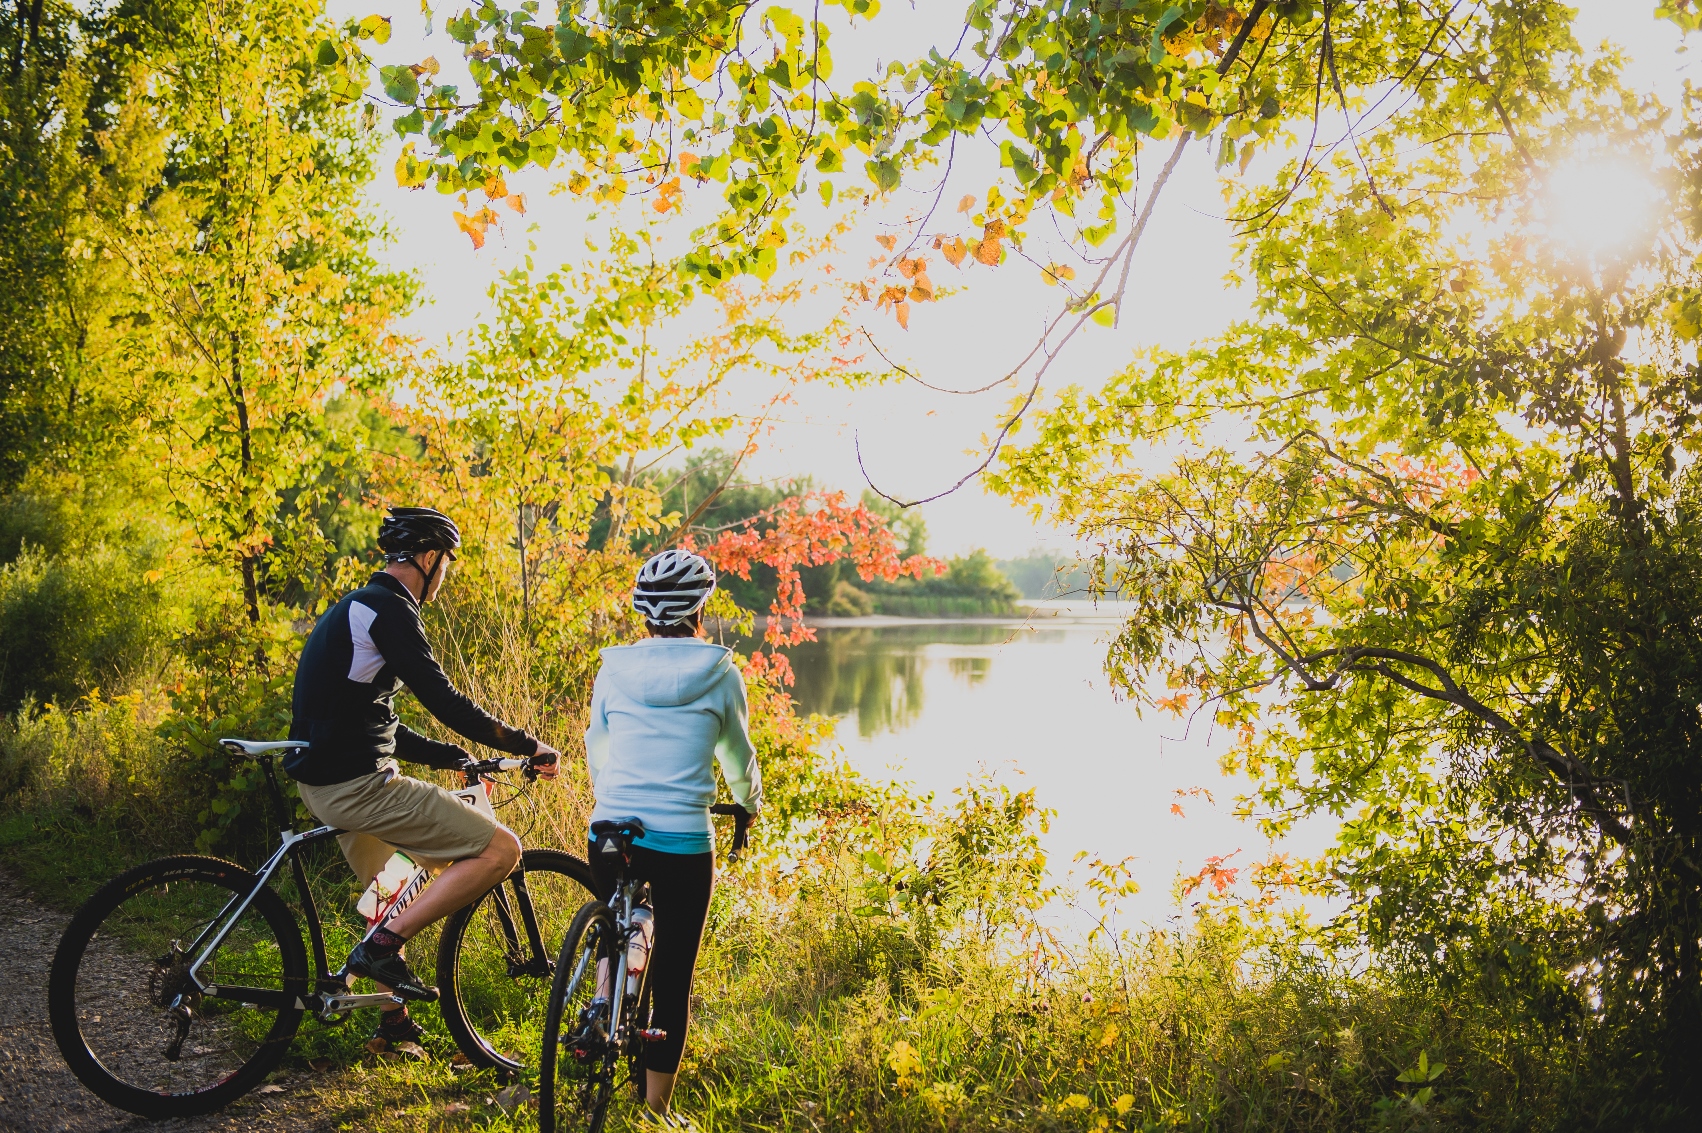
287, 572, 537, 785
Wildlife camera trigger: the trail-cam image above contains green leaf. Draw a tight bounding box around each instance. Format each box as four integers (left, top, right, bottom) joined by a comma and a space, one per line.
865, 157, 900, 193
315, 39, 341, 67
381, 65, 420, 105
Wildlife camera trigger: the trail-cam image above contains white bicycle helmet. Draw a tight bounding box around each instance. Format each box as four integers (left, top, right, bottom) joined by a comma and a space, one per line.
632, 549, 717, 625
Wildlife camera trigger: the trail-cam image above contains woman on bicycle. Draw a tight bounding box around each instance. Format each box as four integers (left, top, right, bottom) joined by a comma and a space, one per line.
583, 549, 762, 1123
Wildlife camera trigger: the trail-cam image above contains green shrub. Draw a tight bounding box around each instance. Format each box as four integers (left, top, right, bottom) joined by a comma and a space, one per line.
0, 543, 181, 712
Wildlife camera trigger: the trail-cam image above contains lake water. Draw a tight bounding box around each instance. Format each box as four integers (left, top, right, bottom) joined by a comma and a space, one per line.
770, 602, 1337, 928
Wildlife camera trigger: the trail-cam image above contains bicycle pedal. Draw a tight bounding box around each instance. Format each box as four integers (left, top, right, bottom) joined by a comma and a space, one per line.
638, 1028, 668, 1042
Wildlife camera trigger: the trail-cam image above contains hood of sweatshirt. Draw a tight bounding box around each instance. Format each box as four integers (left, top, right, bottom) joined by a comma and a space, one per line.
597, 639, 735, 707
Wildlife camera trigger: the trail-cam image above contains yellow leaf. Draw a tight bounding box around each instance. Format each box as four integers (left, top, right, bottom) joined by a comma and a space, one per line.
1114, 1094, 1135, 1116
1100, 1022, 1120, 1047
1061, 1094, 1091, 1111
887, 1040, 923, 1078
1091, 304, 1115, 327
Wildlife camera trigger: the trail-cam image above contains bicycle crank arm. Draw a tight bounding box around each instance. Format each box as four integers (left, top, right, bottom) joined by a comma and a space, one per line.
316, 991, 406, 1018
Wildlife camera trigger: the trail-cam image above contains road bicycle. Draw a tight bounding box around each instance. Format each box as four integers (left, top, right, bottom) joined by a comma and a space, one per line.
539, 802, 751, 1133
48, 738, 594, 1118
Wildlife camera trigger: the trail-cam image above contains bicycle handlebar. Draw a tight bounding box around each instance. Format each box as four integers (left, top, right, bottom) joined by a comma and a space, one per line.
461, 752, 553, 784
710, 803, 752, 857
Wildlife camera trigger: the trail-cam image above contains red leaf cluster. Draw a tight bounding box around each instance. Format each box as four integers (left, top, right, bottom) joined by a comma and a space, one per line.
695, 490, 945, 683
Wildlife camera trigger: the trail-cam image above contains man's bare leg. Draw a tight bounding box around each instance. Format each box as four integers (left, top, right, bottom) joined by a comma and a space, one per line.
386, 829, 521, 938
370, 830, 522, 1003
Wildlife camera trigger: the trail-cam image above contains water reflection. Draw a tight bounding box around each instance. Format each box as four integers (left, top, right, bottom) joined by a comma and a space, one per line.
732, 605, 1337, 930
783, 623, 1056, 737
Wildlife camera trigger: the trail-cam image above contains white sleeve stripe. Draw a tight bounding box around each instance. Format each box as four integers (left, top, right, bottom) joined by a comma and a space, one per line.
347, 601, 385, 683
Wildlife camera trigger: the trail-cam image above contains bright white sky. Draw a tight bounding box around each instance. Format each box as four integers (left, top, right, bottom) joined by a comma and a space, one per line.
329, 1, 1688, 557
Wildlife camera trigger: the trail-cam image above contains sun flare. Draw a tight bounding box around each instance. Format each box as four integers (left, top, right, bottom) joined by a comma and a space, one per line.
1541, 150, 1662, 262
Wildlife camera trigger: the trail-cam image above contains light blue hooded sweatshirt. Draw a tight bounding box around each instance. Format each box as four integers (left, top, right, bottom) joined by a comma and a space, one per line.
584, 638, 762, 853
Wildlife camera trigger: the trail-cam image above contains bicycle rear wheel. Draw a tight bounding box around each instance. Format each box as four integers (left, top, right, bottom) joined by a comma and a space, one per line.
48, 855, 307, 1119
540, 899, 617, 1133
437, 848, 595, 1071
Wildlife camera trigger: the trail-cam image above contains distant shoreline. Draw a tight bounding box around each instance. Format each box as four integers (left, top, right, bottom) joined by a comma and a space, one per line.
723, 599, 1138, 631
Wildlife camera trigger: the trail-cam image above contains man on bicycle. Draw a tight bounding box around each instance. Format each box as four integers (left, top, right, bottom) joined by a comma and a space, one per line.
286, 505, 560, 1047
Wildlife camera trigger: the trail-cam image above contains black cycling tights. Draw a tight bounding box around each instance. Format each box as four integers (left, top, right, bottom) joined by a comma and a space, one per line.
587, 844, 714, 1076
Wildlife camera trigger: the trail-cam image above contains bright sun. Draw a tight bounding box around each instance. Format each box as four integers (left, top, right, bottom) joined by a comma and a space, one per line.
1542, 151, 1662, 263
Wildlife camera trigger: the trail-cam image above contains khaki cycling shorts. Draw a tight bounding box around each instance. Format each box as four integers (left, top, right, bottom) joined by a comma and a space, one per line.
296, 763, 504, 888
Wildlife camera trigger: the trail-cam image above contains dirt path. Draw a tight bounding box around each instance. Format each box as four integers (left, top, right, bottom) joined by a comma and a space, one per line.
0, 874, 338, 1133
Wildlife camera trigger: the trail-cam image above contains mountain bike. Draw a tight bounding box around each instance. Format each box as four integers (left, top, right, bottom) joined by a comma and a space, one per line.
538, 802, 751, 1133
48, 738, 594, 1118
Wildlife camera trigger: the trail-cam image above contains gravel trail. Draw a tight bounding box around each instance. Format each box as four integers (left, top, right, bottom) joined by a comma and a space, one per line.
0, 873, 337, 1133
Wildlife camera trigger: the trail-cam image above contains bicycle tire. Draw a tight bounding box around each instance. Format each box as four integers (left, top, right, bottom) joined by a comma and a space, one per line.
436, 848, 595, 1071
539, 899, 618, 1133
48, 855, 308, 1119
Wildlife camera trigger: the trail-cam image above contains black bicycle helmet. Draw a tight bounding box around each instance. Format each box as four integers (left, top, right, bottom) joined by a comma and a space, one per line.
632, 549, 716, 625
377, 506, 461, 562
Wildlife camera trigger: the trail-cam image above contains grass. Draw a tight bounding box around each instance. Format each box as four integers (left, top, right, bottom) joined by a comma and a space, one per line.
0, 692, 1678, 1132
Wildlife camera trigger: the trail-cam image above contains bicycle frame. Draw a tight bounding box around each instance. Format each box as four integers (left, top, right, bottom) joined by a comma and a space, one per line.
179, 751, 558, 1021
174, 752, 397, 1020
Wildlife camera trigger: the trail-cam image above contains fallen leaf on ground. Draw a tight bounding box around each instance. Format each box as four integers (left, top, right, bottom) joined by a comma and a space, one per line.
496, 1082, 532, 1114
443, 1101, 470, 1114
309, 1057, 332, 1072
450, 1051, 472, 1066
256, 1084, 284, 1095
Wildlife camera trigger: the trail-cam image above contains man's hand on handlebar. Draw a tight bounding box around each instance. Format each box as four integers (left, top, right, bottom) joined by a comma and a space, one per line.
530, 739, 561, 781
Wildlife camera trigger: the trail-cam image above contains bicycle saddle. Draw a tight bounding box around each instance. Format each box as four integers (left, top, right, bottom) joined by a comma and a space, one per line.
590, 816, 646, 845
219, 738, 309, 758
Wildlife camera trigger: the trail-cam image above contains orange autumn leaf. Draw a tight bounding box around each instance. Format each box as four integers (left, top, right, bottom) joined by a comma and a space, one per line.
483, 175, 508, 199
452, 207, 498, 250
653, 176, 684, 213
957, 193, 976, 212
940, 237, 967, 267
504, 193, 527, 215
1170, 803, 1186, 817
896, 256, 925, 279
895, 300, 910, 329
974, 237, 1002, 266
909, 273, 934, 301
875, 234, 897, 251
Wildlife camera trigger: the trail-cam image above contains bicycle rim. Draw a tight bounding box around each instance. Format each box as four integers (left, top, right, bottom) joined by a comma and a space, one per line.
540, 900, 616, 1133
48, 856, 307, 1119
437, 848, 594, 1071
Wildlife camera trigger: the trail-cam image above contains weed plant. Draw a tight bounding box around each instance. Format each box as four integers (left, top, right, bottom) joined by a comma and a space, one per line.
0, 673, 1674, 1131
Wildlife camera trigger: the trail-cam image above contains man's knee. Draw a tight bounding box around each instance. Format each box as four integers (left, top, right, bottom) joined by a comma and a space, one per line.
484, 827, 522, 871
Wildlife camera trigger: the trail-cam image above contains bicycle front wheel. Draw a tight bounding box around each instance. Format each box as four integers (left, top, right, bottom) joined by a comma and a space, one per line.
436, 848, 595, 1071
48, 855, 308, 1119
540, 899, 617, 1133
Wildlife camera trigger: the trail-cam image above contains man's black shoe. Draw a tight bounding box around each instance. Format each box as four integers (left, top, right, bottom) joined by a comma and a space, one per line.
345, 938, 439, 1002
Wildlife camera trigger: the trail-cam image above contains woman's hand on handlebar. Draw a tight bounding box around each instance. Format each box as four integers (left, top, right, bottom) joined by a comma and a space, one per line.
530, 739, 561, 780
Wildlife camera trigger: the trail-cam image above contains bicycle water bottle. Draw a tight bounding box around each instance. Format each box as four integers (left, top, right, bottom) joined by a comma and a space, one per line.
356, 851, 430, 927
625, 907, 654, 995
